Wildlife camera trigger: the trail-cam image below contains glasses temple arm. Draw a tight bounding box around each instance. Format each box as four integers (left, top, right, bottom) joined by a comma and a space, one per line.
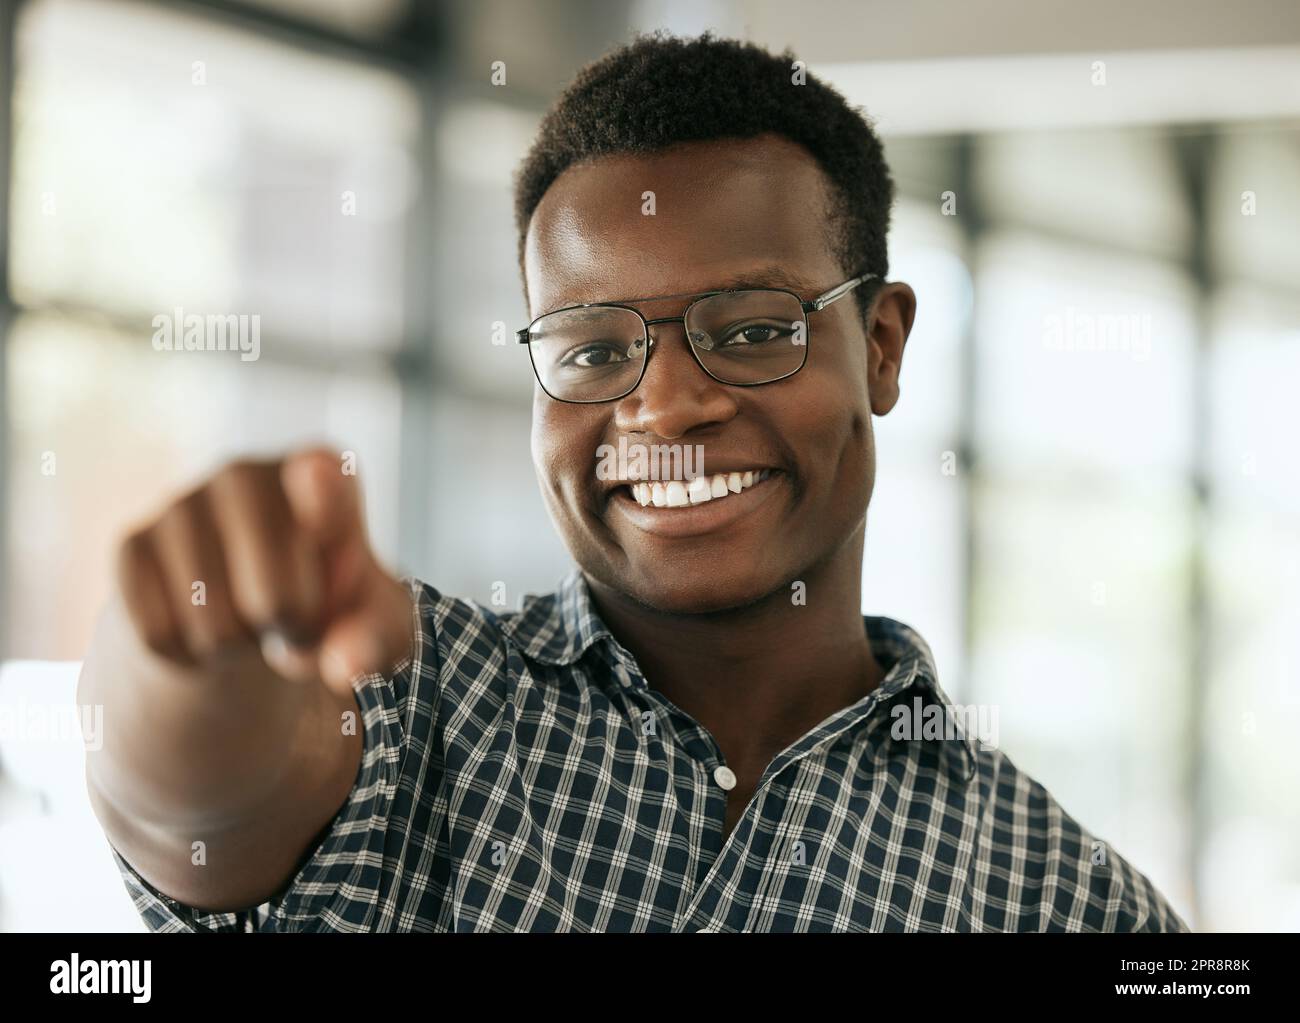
807, 272, 879, 312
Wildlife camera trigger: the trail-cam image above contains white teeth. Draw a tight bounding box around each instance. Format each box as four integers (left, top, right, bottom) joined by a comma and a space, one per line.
623, 469, 775, 511
687, 476, 712, 504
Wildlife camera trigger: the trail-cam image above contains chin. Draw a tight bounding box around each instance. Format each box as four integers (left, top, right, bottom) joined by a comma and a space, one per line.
612, 557, 788, 616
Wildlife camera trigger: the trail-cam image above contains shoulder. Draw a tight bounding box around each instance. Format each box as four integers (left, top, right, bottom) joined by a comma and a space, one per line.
395, 578, 581, 698
400, 578, 528, 666
969, 747, 1190, 932
402, 571, 598, 672
406, 578, 512, 647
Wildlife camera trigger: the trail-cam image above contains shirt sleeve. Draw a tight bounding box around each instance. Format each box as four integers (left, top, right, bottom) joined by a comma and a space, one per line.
109, 580, 430, 933
1111, 851, 1194, 933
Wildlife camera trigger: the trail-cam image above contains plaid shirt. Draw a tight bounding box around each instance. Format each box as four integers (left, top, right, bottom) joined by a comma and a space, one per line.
111, 568, 1189, 932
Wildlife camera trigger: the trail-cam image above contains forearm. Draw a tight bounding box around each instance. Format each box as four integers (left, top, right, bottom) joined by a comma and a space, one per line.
86, 710, 362, 912
80, 597, 309, 824
79, 451, 403, 911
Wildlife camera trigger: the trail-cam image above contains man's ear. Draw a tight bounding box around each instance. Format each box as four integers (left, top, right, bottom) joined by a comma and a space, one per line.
866, 282, 916, 416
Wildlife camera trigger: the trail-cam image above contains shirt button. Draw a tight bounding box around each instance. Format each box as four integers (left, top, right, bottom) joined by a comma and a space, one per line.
713, 765, 737, 791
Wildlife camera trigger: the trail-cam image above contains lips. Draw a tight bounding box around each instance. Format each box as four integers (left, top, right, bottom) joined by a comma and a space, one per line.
624, 468, 772, 507
600, 460, 779, 499
604, 468, 785, 538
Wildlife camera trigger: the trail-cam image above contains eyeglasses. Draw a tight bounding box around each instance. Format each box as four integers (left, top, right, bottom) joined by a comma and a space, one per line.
516, 272, 879, 404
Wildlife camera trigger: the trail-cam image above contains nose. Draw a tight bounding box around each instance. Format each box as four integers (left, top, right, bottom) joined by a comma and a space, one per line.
613, 318, 738, 440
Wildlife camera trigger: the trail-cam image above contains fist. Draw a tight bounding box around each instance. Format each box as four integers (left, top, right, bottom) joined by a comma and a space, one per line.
115, 449, 413, 695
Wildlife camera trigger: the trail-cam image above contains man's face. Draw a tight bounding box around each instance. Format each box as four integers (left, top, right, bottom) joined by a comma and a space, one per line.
524, 134, 904, 614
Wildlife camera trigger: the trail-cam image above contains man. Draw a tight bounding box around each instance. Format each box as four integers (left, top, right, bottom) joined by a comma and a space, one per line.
82, 32, 1188, 931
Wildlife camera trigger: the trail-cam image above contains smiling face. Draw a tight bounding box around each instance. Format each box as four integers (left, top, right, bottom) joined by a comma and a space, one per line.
524, 133, 908, 615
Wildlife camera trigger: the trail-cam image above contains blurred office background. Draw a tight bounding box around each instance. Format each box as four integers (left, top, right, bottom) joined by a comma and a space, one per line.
0, 0, 1297, 931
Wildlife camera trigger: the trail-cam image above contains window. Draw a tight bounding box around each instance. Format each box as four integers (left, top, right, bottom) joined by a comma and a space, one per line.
5, 0, 419, 659
871, 121, 1300, 929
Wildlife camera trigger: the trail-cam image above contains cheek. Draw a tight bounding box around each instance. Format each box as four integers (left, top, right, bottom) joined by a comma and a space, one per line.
530, 396, 602, 518
529, 390, 553, 479
856, 411, 877, 499
796, 359, 872, 455
530, 398, 568, 521
846, 394, 875, 471
801, 324, 873, 469
798, 390, 875, 514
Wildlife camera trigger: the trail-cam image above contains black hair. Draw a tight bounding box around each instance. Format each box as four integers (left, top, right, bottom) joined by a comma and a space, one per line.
512, 30, 894, 325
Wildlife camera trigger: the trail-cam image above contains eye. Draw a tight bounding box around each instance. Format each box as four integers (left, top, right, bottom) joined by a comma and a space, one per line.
717, 320, 793, 346
560, 339, 642, 368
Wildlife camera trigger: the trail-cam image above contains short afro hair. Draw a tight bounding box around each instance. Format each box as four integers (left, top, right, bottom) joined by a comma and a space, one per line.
512, 31, 894, 325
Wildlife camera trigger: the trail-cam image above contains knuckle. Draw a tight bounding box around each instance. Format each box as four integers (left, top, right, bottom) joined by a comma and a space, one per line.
154, 493, 203, 545
138, 621, 185, 660
116, 528, 158, 587
117, 527, 151, 567
208, 459, 268, 501
266, 596, 317, 638
114, 530, 185, 660
178, 586, 245, 656
184, 619, 246, 660
232, 581, 315, 638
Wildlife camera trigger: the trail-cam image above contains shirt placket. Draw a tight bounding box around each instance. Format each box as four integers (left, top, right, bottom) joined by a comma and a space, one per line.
604, 637, 917, 932
606, 647, 728, 903
679, 685, 908, 931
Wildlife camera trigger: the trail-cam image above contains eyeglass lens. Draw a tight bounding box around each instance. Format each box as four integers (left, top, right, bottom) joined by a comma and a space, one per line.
527, 289, 807, 402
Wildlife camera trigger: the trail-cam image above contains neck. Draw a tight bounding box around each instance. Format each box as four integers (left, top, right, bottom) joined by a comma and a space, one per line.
584, 523, 884, 777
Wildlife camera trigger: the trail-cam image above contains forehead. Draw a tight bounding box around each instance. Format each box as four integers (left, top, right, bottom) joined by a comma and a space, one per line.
523, 134, 840, 314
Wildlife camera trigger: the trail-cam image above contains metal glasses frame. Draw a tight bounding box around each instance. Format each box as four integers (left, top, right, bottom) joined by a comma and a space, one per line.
516, 271, 880, 404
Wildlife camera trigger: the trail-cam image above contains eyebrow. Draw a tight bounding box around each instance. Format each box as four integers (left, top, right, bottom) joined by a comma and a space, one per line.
709, 266, 821, 294
548, 265, 822, 313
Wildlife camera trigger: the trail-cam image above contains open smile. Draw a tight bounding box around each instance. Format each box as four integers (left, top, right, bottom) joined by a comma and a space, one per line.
606, 469, 785, 538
